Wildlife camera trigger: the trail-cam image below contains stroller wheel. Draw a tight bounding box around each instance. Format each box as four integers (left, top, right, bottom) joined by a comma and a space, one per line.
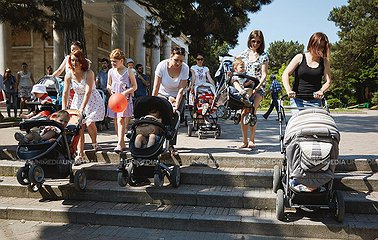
16, 166, 30, 186
28, 165, 45, 184
27, 183, 41, 193
233, 113, 241, 125
276, 189, 285, 221
187, 123, 193, 137
333, 190, 345, 222
171, 165, 180, 188
117, 170, 129, 187
273, 165, 282, 193
243, 113, 257, 126
154, 173, 163, 188
74, 169, 87, 191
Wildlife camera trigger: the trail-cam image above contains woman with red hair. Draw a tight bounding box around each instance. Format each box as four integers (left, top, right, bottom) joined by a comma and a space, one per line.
62, 50, 105, 164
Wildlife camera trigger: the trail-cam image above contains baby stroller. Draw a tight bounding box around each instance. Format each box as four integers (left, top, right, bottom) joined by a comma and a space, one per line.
36, 75, 63, 109
117, 96, 181, 188
187, 84, 221, 139
273, 94, 345, 222
214, 56, 260, 126
16, 109, 87, 192
95, 88, 110, 131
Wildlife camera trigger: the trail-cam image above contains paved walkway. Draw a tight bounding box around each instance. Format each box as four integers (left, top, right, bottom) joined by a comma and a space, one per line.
1, 108, 378, 160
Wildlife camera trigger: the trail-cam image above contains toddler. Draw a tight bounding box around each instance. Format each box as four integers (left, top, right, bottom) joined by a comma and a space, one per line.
230, 58, 255, 107
19, 84, 53, 119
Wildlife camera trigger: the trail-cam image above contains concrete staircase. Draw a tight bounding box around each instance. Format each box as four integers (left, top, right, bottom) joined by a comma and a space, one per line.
0, 153, 377, 239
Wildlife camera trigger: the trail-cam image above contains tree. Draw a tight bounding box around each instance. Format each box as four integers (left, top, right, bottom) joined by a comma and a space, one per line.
136, 0, 272, 71
328, 0, 378, 104
0, 0, 86, 55
267, 40, 304, 73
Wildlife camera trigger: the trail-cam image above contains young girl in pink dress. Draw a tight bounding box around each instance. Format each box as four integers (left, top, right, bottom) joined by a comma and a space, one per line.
107, 49, 137, 152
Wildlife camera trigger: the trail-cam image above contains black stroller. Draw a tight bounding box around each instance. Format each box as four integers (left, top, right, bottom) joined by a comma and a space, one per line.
16, 109, 87, 192
214, 56, 260, 126
273, 94, 345, 222
117, 96, 181, 188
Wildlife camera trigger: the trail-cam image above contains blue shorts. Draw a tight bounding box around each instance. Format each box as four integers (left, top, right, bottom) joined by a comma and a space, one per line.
290, 98, 322, 113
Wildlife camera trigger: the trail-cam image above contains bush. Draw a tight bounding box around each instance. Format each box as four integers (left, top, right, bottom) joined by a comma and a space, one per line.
372, 91, 378, 106
327, 98, 342, 109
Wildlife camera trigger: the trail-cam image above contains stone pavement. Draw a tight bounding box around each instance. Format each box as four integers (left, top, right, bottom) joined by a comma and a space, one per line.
1, 109, 378, 161
0, 219, 335, 240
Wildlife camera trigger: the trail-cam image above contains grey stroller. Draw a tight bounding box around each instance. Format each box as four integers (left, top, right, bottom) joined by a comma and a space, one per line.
273, 94, 345, 222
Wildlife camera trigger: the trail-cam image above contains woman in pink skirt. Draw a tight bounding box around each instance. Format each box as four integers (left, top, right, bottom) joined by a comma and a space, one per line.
107, 49, 137, 152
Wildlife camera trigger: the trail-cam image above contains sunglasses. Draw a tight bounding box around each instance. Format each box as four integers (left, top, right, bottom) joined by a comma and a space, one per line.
196, 58, 204, 61
251, 40, 261, 44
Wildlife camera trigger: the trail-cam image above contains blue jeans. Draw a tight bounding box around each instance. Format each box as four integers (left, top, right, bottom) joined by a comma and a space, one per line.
290, 98, 322, 114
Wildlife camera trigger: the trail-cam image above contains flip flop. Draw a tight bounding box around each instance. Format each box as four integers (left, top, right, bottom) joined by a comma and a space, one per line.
238, 143, 249, 149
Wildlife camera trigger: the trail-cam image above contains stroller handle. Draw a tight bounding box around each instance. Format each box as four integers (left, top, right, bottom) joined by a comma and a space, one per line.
280, 93, 324, 101
25, 101, 55, 106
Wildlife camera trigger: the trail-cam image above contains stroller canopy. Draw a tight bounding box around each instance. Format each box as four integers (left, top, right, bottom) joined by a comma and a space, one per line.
133, 96, 174, 126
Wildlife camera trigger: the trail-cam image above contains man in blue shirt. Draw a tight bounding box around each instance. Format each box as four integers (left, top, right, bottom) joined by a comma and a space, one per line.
96, 58, 109, 93
134, 63, 150, 97
263, 74, 282, 120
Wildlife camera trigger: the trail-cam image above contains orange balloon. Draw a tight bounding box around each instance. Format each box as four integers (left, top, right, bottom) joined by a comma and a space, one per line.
108, 93, 128, 113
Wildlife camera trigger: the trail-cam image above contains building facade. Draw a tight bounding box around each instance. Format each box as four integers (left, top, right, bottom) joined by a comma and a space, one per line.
0, 0, 190, 82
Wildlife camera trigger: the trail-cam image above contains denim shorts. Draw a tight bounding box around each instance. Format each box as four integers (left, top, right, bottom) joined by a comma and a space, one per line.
290, 98, 322, 113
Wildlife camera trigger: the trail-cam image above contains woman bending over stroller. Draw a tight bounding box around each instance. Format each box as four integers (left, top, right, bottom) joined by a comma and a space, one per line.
135, 109, 163, 148
152, 46, 189, 154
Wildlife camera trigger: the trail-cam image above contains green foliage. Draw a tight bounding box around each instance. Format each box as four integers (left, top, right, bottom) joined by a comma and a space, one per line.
372, 91, 378, 105
326, 98, 342, 109
137, 0, 273, 68
267, 40, 304, 72
328, 0, 378, 104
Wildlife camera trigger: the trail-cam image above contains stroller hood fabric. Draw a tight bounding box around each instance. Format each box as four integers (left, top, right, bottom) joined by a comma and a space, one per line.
285, 108, 340, 189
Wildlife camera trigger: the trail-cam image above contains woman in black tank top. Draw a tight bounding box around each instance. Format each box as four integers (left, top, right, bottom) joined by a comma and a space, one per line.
281, 32, 332, 110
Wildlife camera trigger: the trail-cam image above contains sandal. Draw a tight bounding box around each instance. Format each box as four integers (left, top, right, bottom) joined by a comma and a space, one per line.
74, 155, 84, 166
238, 143, 249, 149
92, 143, 102, 151
114, 145, 126, 153
248, 141, 256, 148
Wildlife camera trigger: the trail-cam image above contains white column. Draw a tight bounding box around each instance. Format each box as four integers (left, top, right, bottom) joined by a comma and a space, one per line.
134, 20, 145, 66
53, 24, 64, 71
151, 35, 161, 80
111, 2, 125, 51
163, 37, 172, 59
0, 23, 6, 73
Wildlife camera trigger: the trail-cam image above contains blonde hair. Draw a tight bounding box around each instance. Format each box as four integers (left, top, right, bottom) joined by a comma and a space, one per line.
109, 48, 126, 62
232, 57, 244, 70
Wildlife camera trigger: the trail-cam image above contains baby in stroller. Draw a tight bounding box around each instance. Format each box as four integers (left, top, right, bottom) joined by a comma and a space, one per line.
215, 56, 260, 128
15, 109, 87, 193
134, 109, 163, 148
118, 96, 181, 188
14, 110, 69, 144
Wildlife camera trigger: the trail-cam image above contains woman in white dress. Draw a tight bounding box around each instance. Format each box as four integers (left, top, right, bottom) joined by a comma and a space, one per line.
62, 50, 105, 164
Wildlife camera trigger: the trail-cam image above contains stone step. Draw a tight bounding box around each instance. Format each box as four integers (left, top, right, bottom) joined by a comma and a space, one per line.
0, 161, 377, 192
0, 177, 377, 214
0, 196, 376, 239
2, 148, 378, 171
